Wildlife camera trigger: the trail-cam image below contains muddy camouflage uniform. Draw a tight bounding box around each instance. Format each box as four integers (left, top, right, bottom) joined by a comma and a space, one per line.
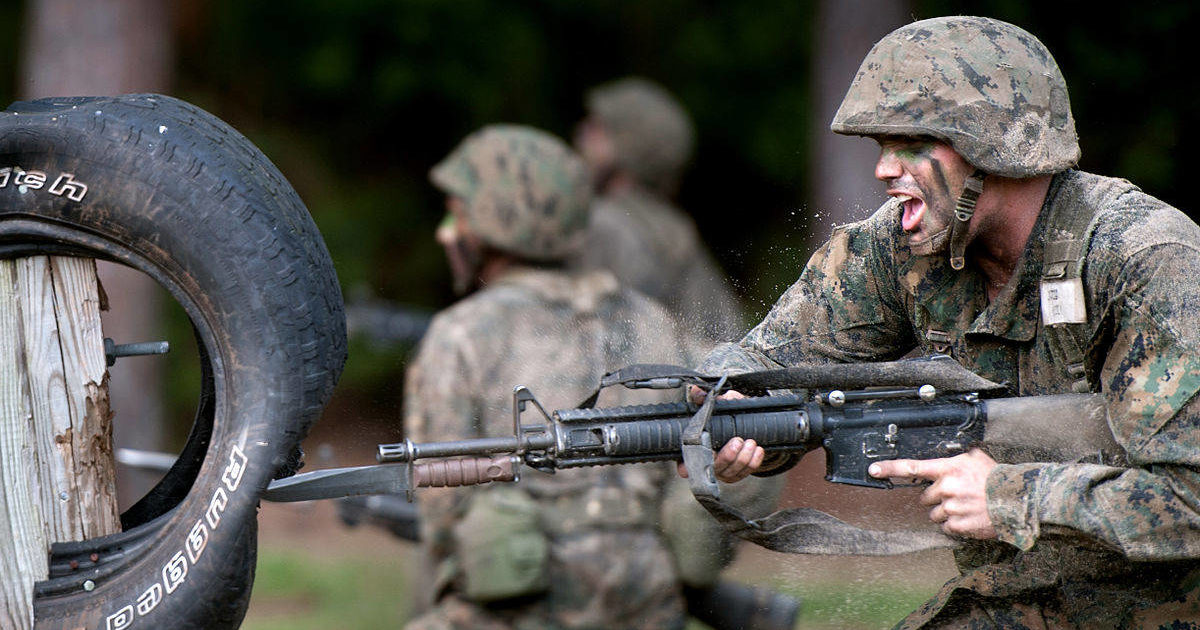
404, 125, 696, 630
574, 78, 744, 345
405, 268, 694, 630
704, 17, 1200, 630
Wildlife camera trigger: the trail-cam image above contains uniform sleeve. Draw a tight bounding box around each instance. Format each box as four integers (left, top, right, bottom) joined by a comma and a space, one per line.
402, 317, 482, 570
988, 242, 1200, 559
698, 209, 915, 475
699, 209, 915, 376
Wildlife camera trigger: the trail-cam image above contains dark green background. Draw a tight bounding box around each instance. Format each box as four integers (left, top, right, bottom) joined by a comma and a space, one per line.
1, 0, 1195, 408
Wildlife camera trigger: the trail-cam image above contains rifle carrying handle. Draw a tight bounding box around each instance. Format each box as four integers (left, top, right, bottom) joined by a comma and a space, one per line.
413, 455, 519, 488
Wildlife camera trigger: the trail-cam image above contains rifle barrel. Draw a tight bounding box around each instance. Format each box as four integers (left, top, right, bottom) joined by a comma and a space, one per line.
378, 432, 556, 463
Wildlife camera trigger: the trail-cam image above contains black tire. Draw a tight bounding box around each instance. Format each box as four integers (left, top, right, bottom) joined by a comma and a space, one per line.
0, 94, 347, 629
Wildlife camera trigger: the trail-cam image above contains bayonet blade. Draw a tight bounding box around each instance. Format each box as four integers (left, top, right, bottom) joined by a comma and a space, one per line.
263, 463, 411, 502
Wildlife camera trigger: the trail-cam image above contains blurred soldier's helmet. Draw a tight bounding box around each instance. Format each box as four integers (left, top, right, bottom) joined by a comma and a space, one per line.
832, 16, 1079, 177
586, 77, 695, 193
430, 124, 592, 261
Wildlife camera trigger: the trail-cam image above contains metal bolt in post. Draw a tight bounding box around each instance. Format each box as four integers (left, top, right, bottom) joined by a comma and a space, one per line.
103, 337, 170, 367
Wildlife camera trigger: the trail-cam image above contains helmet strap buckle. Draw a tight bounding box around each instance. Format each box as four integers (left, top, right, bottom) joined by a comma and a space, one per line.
948, 171, 986, 270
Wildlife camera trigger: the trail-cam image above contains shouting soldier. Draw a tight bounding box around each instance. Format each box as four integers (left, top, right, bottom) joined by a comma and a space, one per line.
693, 16, 1200, 628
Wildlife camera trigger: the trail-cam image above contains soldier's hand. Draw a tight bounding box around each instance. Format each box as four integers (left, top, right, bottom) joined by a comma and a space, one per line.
676, 436, 764, 483
686, 384, 747, 405
869, 448, 998, 539
679, 387, 760, 482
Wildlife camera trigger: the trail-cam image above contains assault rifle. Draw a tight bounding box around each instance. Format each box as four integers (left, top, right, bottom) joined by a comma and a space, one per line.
265, 355, 1120, 555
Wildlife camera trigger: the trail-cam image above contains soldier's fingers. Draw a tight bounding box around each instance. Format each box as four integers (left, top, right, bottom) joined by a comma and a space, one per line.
929, 503, 948, 524
749, 443, 765, 470
714, 438, 762, 482
676, 461, 690, 479
730, 439, 762, 472
727, 442, 765, 481
714, 437, 745, 467
870, 458, 945, 481
688, 387, 747, 405
919, 481, 944, 507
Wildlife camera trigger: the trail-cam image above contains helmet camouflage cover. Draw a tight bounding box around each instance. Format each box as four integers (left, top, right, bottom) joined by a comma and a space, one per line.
586, 77, 695, 192
832, 16, 1080, 177
430, 124, 592, 261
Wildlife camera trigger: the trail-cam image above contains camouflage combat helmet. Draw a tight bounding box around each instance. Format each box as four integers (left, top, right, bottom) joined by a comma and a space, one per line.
586, 77, 695, 193
430, 124, 592, 261
832, 16, 1079, 178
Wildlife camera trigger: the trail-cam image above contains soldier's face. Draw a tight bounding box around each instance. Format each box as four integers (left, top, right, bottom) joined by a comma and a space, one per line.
574, 116, 617, 182
437, 197, 484, 295
873, 137, 975, 254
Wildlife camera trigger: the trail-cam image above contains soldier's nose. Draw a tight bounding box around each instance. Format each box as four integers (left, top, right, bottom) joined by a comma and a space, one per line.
874, 150, 903, 181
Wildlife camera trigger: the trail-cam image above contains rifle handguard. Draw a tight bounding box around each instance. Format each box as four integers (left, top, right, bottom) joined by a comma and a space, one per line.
413, 455, 520, 488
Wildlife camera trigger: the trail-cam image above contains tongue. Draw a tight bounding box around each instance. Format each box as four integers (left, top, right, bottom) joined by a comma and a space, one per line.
901, 199, 924, 232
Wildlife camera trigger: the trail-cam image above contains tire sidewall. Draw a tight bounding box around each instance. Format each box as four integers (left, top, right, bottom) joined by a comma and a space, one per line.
0, 95, 344, 629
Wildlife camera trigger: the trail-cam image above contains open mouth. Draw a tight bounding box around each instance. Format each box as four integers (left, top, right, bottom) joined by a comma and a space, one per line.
894, 193, 926, 233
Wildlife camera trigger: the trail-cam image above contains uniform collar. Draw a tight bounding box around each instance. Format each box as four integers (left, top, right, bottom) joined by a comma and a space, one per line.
491, 264, 621, 311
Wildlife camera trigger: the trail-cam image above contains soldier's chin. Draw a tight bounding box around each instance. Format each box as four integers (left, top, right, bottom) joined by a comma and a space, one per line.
906, 228, 951, 257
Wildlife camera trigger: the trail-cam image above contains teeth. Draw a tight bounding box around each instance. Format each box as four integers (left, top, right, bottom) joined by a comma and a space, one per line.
893, 194, 914, 203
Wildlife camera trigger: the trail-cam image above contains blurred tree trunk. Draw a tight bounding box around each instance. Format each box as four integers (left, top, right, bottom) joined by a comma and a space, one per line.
20, 0, 176, 509
808, 0, 909, 244
797, 0, 920, 515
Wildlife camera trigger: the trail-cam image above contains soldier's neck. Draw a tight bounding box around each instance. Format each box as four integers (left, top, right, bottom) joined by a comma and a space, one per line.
601, 171, 637, 196
477, 255, 518, 287
970, 175, 1053, 300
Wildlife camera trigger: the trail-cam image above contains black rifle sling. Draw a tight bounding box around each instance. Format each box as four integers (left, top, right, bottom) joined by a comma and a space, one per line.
723, 356, 1004, 395
581, 356, 1004, 408
576, 364, 710, 408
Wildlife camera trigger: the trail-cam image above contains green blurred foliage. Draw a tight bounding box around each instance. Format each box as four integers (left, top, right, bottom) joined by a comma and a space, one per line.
244, 544, 936, 629
172, 0, 820, 402
165, 0, 1195, 407
243, 547, 409, 630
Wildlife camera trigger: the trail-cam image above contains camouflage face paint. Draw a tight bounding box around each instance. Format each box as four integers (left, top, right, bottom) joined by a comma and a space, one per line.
889, 138, 936, 163
875, 137, 973, 256
436, 204, 485, 295
927, 158, 953, 201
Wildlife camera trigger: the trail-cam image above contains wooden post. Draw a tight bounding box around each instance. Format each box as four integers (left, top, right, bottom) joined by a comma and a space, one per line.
22, 0, 175, 507
0, 256, 120, 629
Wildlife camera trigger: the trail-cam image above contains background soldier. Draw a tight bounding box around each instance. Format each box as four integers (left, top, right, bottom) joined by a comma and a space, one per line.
696, 16, 1200, 628
404, 125, 721, 630
573, 76, 743, 346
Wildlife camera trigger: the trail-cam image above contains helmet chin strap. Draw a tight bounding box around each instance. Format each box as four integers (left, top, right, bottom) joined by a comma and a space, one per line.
947, 171, 986, 270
